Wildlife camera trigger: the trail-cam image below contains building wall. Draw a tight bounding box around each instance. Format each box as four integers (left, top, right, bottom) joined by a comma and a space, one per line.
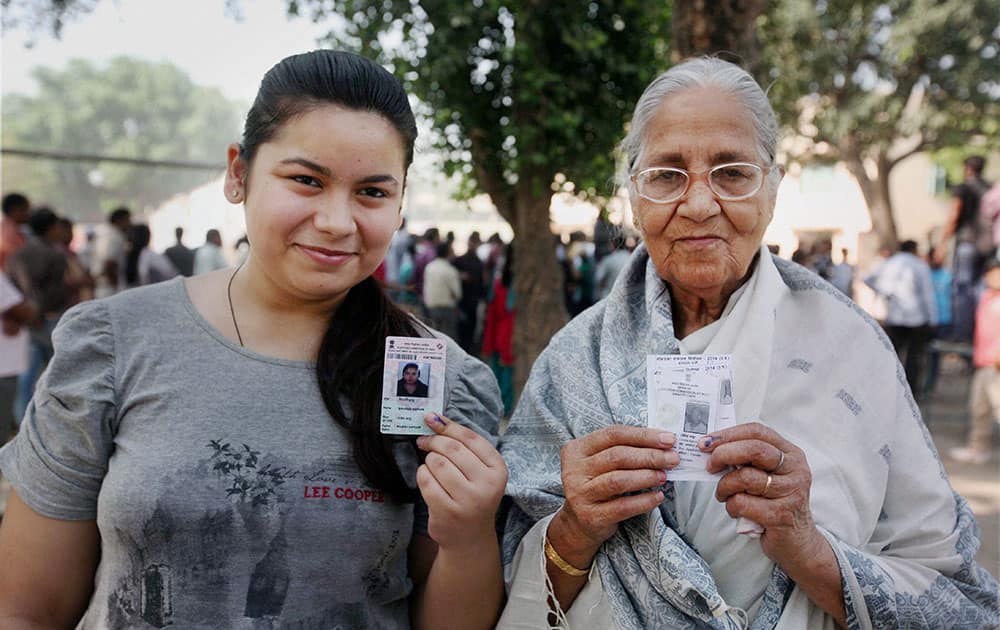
148, 173, 244, 261
757, 153, 951, 261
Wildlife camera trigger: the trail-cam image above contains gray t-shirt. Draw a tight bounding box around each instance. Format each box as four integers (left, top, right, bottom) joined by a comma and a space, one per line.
0, 277, 502, 629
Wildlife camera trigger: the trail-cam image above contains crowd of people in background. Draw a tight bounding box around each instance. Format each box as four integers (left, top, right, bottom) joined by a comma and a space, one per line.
0, 191, 245, 443
380, 222, 515, 413
378, 219, 642, 416
861, 154, 1000, 464
775, 155, 1000, 456
1, 152, 998, 448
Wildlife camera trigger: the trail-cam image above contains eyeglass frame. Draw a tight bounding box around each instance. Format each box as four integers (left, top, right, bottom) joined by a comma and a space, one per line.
629, 162, 773, 204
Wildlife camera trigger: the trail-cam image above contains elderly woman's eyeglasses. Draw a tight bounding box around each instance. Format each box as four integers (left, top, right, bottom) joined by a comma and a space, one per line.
630, 163, 770, 204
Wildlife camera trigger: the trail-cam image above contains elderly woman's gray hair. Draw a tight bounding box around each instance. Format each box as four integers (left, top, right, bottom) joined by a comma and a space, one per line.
619, 57, 779, 181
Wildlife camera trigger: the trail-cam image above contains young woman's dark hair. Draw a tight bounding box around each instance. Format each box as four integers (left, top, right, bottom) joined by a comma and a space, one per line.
240, 50, 417, 171
240, 50, 421, 502
124, 224, 152, 286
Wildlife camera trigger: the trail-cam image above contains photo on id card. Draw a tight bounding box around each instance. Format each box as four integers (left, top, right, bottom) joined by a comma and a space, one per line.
380, 336, 447, 435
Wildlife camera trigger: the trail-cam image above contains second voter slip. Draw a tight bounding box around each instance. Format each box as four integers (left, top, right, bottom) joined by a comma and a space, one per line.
380, 336, 447, 435
647, 354, 737, 481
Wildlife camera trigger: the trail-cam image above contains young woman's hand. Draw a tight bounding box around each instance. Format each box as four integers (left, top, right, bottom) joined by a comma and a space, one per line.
415, 413, 507, 551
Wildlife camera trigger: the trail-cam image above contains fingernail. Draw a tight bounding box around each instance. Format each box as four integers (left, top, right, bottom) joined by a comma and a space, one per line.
416, 436, 428, 449
657, 470, 667, 483
659, 431, 676, 445
700, 436, 716, 449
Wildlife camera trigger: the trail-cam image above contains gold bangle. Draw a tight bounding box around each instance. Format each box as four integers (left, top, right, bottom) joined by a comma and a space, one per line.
544, 536, 590, 577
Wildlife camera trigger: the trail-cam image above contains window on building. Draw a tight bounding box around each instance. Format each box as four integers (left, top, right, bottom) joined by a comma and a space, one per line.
928, 164, 948, 196
800, 165, 836, 193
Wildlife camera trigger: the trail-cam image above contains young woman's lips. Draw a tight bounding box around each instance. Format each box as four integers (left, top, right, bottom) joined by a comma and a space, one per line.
298, 244, 356, 266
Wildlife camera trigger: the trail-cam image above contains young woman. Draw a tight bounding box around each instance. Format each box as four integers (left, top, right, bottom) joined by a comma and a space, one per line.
0, 50, 507, 629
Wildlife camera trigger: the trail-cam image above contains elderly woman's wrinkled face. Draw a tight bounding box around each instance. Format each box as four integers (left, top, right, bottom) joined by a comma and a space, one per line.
632, 86, 778, 299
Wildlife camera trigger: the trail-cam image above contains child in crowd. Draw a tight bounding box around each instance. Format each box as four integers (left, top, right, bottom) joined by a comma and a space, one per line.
951, 256, 1000, 464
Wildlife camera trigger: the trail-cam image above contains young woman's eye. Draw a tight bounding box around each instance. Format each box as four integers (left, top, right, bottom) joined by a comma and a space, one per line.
291, 175, 321, 187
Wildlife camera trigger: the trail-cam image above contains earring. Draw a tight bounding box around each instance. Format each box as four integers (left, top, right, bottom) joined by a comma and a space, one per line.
231, 188, 239, 199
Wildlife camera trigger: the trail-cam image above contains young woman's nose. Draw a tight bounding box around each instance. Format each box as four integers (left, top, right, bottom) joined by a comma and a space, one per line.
313, 192, 357, 236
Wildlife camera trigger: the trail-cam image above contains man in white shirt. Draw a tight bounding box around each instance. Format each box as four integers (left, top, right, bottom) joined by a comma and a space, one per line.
422, 242, 462, 340
90, 206, 131, 299
193, 229, 228, 275
0, 271, 34, 442
864, 239, 938, 396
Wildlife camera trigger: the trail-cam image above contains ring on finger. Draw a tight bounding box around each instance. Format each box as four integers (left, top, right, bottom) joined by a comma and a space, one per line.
773, 450, 786, 474
762, 474, 773, 497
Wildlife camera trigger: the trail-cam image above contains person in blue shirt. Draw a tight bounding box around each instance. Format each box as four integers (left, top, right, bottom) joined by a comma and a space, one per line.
924, 253, 955, 396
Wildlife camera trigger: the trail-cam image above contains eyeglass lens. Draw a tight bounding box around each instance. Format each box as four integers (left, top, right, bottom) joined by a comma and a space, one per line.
637, 163, 762, 201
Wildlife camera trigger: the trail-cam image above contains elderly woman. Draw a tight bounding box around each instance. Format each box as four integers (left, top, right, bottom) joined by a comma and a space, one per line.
498, 57, 999, 629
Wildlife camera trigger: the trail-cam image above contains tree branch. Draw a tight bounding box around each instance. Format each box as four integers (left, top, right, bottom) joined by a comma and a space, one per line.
887, 135, 928, 170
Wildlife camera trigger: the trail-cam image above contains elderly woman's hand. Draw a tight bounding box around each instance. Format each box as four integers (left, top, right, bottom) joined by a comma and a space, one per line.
700, 422, 830, 571
548, 426, 679, 570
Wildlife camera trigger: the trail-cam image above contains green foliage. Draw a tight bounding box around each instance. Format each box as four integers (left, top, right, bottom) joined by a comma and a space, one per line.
291, 1, 671, 215
1, 0, 99, 40
763, 0, 1000, 163
2, 0, 244, 39
1, 56, 241, 220
930, 146, 1000, 186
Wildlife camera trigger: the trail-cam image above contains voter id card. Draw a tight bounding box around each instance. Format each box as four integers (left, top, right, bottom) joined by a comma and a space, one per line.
380, 336, 447, 435
647, 354, 736, 481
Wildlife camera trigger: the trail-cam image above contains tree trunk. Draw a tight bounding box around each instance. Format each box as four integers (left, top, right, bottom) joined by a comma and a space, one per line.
843, 150, 899, 251
511, 173, 569, 396
671, 0, 766, 74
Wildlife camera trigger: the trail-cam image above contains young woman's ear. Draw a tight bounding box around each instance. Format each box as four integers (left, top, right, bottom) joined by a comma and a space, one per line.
225, 143, 249, 204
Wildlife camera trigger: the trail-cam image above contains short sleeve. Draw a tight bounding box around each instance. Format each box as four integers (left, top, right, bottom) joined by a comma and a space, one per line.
0, 300, 118, 520
442, 345, 502, 447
